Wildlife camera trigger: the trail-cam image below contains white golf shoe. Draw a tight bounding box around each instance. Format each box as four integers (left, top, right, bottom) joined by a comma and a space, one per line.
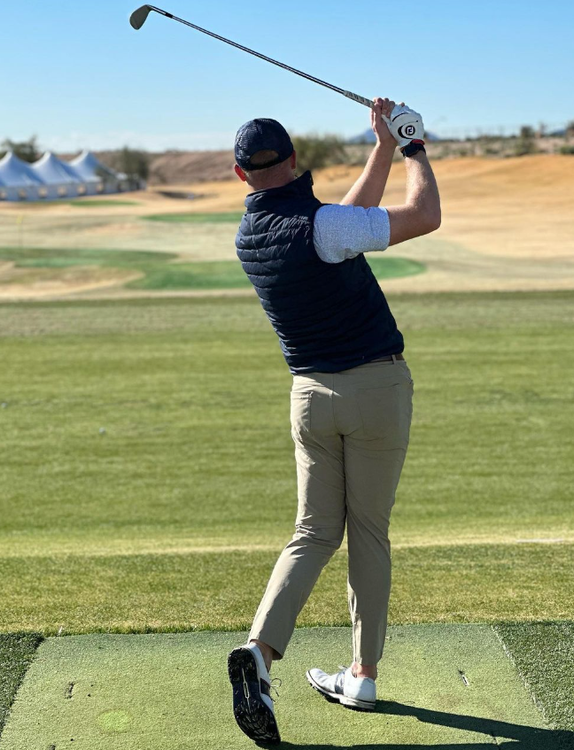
228, 643, 281, 744
306, 666, 376, 711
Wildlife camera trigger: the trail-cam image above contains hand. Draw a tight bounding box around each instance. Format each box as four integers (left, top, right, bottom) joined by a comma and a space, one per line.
371, 97, 396, 148
383, 104, 425, 150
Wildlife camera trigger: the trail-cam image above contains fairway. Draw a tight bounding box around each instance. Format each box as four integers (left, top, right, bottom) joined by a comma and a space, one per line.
145, 210, 245, 223
0, 247, 424, 293
1, 626, 568, 749
69, 200, 141, 208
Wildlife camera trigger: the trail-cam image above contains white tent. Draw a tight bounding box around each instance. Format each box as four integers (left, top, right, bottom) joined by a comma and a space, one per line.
0, 173, 9, 202
0, 150, 138, 202
0, 152, 44, 200
30, 152, 83, 199
68, 150, 129, 195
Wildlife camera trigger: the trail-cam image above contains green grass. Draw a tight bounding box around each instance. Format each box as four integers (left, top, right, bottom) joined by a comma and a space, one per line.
0, 634, 43, 736
0, 247, 423, 290
0, 292, 572, 557
2, 626, 565, 749
127, 256, 424, 290
0, 292, 572, 627
0, 291, 573, 745
0, 544, 572, 635
0, 247, 171, 269
68, 199, 141, 207
359, 255, 424, 279
144, 211, 245, 223
497, 623, 574, 735
127, 259, 252, 290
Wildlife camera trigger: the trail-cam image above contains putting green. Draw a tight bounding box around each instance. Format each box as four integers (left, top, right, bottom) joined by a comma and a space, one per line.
1, 625, 560, 749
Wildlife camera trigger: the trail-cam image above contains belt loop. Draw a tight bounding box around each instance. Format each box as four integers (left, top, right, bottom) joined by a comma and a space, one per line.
391, 354, 397, 364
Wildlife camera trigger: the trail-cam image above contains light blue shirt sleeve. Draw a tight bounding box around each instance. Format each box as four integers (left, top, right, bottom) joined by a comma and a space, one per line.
313, 204, 391, 263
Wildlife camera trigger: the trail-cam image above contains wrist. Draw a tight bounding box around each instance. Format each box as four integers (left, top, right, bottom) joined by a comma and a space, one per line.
401, 140, 426, 158
375, 138, 396, 153
404, 150, 428, 167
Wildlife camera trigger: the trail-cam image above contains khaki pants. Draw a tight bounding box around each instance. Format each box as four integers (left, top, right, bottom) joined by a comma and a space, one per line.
249, 357, 413, 665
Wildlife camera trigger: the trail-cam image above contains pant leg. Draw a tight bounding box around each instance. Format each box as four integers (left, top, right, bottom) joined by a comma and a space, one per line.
342, 360, 414, 665
249, 377, 346, 659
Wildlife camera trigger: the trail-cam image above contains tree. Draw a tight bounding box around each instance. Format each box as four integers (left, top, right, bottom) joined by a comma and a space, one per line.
114, 146, 150, 185
514, 126, 537, 156
0, 136, 41, 162
291, 134, 347, 173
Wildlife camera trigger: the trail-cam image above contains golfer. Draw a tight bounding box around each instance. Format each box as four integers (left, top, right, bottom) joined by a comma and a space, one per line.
228, 97, 441, 744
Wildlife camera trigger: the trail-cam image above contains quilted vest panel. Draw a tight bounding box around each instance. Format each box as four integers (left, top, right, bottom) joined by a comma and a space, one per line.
235, 171, 403, 374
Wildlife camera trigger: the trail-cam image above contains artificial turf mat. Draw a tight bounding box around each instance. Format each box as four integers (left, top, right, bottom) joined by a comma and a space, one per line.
1, 625, 567, 749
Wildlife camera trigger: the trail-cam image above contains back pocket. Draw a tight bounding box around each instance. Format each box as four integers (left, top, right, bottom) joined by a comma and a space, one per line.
357, 384, 411, 447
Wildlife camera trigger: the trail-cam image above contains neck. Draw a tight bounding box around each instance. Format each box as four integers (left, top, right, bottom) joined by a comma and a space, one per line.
249, 171, 296, 192
243, 171, 314, 212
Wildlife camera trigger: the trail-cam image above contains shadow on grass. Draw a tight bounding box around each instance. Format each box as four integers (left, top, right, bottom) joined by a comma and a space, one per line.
276, 700, 573, 749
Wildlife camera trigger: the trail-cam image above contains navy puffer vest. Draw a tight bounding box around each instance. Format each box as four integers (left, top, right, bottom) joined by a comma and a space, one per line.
236, 171, 404, 374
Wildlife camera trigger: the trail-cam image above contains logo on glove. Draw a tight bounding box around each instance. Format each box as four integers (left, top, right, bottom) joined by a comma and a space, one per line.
398, 124, 417, 139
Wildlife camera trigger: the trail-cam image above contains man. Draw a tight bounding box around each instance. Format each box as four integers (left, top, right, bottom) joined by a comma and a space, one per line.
227, 97, 441, 744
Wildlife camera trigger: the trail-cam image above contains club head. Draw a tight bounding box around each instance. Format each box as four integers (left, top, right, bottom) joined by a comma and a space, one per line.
130, 5, 152, 30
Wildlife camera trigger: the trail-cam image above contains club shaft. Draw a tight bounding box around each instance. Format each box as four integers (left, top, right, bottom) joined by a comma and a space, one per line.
144, 5, 374, 109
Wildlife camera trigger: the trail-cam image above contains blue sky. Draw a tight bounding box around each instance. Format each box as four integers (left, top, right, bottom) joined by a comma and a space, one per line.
3, 0, 573, 152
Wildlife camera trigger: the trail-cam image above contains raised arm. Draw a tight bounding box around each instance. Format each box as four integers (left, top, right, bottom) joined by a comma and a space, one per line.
313, 99, 440, 263
340, 97, 397, 208
383, 104, 441, 245
386, 151, 441, 245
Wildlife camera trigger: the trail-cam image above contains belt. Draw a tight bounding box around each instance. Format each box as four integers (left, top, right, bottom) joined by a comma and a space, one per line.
370, 353, 405, 363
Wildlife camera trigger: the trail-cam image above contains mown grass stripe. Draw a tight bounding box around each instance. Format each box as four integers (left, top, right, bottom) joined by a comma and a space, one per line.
1, 536, 573, 560
0, 543, 572, 636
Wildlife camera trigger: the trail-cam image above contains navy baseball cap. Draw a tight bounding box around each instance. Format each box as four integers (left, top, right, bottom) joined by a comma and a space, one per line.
235, 118, 294, 171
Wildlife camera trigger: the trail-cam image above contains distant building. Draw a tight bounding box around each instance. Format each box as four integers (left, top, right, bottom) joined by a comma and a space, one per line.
0, 150, 143, 202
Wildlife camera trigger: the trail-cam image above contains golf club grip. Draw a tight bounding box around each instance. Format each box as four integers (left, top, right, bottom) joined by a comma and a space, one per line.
344, 91, 375, 109
144, 5, 373, 110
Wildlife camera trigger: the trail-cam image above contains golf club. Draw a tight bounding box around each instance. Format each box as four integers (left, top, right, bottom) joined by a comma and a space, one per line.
130, 5, 374, 110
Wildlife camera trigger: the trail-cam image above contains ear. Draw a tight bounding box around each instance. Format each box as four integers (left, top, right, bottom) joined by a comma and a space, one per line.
291, 151, 297, 170
234, 164, 248, 182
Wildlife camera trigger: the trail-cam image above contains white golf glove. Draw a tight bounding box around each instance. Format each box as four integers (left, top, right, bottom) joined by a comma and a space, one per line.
383, 104, 425, 150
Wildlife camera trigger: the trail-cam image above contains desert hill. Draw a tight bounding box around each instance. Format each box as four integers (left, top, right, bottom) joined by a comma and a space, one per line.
148, 150, 236, 185
56, 149, 237, 185
36, 154, 574, 261
61, 130, 571, 186
135, 154, 574, 260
